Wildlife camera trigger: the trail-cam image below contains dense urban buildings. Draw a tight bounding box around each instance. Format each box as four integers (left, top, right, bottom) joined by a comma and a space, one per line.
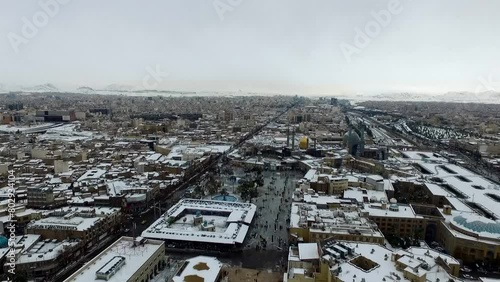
0, 93, 499, 282
3, 0, 500, 280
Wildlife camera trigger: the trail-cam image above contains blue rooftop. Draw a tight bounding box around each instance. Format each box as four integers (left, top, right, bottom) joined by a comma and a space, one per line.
0, 236, 8, 248
453, 215, 500, 235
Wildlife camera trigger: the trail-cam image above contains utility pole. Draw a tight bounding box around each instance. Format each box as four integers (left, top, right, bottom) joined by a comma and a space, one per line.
153, 201, 162, 218
286, 125, 290, 148
132, 221, 136, 238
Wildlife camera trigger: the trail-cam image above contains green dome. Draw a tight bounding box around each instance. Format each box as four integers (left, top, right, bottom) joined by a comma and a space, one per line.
453, 215, 500, 235
343, 131, 361, 146
0, 236, 8, 248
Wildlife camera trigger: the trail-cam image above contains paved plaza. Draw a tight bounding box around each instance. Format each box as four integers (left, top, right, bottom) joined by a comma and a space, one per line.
163, 166, 305, 272
225, 168, 304, 271
244, 170, 299, 251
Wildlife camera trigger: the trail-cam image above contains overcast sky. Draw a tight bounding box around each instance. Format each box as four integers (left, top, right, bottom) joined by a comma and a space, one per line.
1, 0, 500, 95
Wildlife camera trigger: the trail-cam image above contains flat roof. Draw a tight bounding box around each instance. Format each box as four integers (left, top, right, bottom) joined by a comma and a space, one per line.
302, 194, 341, 205
343, 188, 388, 203
363, 203, 422, 219
289, 202, 384, 238
421, 162, 500, 218
424, 183, 449, 197
333, 242, 461, 282
165, 145, 231, 159
399, 150, 500, 241
77, 169, 106, 182
64, 237, 164, 282
16, 239, 80, 264
142, 199, 256, 245
298, 243, 320, 260
400, 151, 447, 162
0, 235, 40, 260
28, 206, 120, 231
172, 256, 222, 282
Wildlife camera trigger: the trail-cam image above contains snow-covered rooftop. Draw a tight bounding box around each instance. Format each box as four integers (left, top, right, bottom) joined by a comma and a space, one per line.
165, 144, 231, 160
363, 202, 422, 219
16, 238, 80, 264
289, 202, 384, 239
0, 235, 40, 260
0, 123, 62, 134
330, 241, 463, 282
142, 199, 256, 245
38, 124, 97, 142
27, 206, 120, 231
64, 237, 164, 282
298, 243, 320, 260
172, 256, 222, 282
77, 169, 107, 182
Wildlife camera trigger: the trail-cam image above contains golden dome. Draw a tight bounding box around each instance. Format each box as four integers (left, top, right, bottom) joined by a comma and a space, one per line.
299, 136, 309, 149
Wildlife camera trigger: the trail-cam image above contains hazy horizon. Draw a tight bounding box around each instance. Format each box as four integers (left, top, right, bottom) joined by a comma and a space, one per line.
2, 0, 500, 95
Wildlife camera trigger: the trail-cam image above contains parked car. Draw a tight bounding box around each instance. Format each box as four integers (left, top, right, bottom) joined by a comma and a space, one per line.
460, 266, 472, 273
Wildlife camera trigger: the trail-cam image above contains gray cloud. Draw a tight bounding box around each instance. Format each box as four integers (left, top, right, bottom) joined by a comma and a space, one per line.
1, 0, 499, 95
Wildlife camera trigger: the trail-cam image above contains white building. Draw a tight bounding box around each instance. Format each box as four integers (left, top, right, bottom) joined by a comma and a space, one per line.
141, 199, 256, 248
64, 236, 165, 282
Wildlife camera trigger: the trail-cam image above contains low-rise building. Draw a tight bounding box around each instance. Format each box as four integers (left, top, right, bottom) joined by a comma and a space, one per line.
289, 200, 384, 245
399, 151, 500, 264
285, 240, 463, 282
172, 256, 223, 282
142, 199, 256, 250
1, 234, 81, 279
27, 206, 122, 250
64, 236, 165, 282
363, 200, 427, 239
27, 186, 67, 209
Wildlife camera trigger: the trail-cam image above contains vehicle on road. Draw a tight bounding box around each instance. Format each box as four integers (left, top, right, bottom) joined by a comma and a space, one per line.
462, 274, 473, 279
460, 266, 471, 273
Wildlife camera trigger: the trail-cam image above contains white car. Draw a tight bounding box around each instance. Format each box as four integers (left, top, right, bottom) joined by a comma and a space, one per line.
462, 274, 473, 279
460, 266, 471, 273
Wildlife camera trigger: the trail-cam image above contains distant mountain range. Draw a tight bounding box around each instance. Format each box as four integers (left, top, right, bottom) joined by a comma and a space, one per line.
21, 83, 59, 92
102, 84, 136, 92
0, 83, 60, 93
0, 83, 499, 103
76, 86, 96, 94
337, 91, 500, 104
